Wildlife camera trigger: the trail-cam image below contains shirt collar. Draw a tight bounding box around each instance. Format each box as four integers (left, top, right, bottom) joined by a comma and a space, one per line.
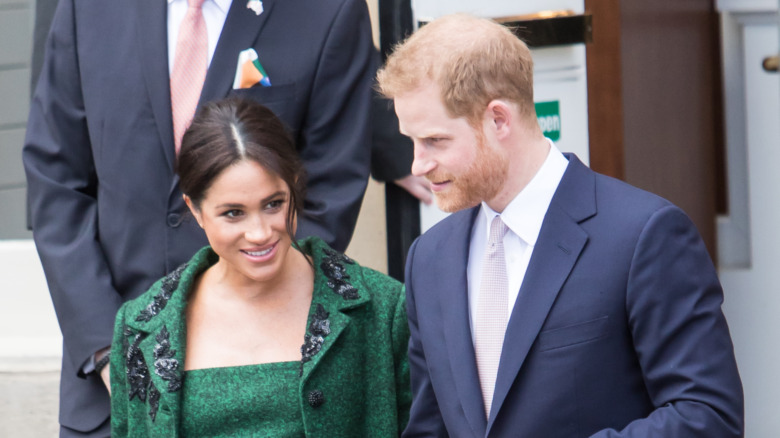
480, 139, 568, 246
214, 0, 231, 13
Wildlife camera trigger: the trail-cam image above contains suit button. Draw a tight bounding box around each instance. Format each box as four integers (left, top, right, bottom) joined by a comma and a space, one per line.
307, 390, 324, 408
167, 213, 182, 227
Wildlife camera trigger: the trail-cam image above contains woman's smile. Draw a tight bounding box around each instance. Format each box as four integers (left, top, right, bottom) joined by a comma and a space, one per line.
241, 240, 279, 262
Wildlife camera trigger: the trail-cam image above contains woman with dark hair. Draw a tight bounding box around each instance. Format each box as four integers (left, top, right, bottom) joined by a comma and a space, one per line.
108, 97, 410, 437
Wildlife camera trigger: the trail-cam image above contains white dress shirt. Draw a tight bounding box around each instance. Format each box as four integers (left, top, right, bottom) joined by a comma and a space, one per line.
167, 0, 233, 74
468, 140, 569, 337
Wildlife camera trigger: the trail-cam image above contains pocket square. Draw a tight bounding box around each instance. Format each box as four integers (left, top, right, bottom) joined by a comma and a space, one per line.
232, 48, 271, 89
246, 0, 263, 15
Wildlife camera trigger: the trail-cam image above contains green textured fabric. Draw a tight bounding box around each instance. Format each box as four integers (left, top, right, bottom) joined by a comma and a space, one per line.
110, 237, 411, 437
181, 362, 304, 437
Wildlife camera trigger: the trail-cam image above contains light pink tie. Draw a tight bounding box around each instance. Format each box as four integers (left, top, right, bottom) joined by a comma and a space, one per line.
475, 215, 509, 418
171, 0, 208, 154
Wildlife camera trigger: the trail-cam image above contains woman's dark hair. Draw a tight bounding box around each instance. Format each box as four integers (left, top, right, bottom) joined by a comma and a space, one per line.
177, 97, 306, 243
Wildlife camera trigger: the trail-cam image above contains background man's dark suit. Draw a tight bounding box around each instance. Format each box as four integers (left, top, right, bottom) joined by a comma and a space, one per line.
404, 155, 743, 437
22, 0, 375, 434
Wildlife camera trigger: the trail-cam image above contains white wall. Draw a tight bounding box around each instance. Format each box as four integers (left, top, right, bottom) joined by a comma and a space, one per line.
0, 241, 61, 370
717, 1, 780, 436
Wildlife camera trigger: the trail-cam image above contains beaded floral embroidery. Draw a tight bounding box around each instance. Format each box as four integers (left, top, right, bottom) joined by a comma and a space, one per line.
153, 326, 182, 392
300, 304, 331, 375
124, 328, 150, 402
124, 324, 182, 422
136, 263, 188, 322
147, 384, 161, 421
321, 248, 359, 300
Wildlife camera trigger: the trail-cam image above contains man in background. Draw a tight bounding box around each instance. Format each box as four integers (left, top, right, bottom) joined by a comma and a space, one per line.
24, 0, 375, 435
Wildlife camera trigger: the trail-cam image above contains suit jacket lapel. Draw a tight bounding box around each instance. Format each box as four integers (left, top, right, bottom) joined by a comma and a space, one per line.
135, 0, 176, 171
438, 208, 488, 437
487, 155, 596, 432
198, 0, 276, 105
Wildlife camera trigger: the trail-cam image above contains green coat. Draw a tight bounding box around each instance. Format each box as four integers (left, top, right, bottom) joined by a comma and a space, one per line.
110, 237, 411, 437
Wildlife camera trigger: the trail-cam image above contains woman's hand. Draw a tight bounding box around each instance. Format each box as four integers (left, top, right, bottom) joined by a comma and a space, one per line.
95, 348, 111, 396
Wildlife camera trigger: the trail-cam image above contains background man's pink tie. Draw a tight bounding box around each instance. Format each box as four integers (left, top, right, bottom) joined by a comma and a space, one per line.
171, 0, 207, 154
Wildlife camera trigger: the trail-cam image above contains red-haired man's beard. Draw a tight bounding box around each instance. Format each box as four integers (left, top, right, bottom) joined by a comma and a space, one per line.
429, 138, 508, 213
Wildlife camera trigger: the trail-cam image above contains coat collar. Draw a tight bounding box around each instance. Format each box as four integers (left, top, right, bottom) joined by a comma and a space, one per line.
121, 237, 371, 432
297, 238, 372, 382
122, 246, 214, 434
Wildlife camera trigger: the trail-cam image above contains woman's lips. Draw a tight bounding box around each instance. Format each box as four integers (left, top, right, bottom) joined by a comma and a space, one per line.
241, 240, 278, 262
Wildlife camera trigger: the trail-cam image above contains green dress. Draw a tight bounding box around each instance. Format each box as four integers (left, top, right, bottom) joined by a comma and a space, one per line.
180, 362, 304, 437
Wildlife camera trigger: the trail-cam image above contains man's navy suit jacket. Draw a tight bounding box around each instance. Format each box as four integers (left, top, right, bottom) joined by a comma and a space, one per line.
403, 154, 743, 437
23, 0, 375, 432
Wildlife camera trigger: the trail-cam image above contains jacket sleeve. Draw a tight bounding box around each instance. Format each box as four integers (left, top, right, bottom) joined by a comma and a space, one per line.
109, 303, 130, 437
591, 206, 744, 437
402, 238, 449, 437
392, 283, 412, 434
294, 0, 376, 252
22, 0, 123, 374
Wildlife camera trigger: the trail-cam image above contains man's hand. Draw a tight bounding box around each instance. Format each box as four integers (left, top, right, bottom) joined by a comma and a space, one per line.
100, 363, 111, 395
394, 174, 433, 205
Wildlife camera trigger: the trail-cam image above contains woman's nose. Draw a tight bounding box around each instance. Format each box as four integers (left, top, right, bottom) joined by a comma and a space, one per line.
244, 216, 271, 243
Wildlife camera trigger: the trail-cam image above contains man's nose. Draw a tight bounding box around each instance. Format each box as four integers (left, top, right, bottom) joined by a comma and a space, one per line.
411, 144, 436, 177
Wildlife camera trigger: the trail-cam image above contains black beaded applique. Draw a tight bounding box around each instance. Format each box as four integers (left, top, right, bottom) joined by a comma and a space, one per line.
124, 328, 151, 403
321, 249, 359, 300
136, 263, 188, 322
299, 304, 331, 376
124, 325, 179, 422
147, 382, 161, 422
153, 326, 182, 392
308, 305, 331, 337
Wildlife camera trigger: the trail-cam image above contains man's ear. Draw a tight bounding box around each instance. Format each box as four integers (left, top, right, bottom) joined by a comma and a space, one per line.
183, 194, 203, 228
485, 100, 513, 140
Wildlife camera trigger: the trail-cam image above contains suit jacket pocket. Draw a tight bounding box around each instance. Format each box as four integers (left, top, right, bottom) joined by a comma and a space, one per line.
231, 82, 297, 103
230, 83, 298, 126
535, 316, 609, 352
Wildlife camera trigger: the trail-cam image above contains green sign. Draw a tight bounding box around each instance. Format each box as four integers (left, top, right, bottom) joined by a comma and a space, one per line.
535, 100, 561, 141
